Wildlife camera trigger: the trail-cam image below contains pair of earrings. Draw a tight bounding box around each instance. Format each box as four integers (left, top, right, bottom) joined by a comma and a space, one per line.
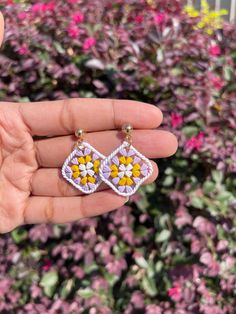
61, 124, 153, 197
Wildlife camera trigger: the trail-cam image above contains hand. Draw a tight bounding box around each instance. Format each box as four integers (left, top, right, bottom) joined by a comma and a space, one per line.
0, 13, 178, 234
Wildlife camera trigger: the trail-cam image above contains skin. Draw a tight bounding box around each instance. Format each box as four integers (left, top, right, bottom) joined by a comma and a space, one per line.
0, 13, 178, 234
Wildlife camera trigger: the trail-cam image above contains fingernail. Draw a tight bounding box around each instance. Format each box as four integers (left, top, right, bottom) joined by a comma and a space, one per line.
125, 197, 129, 203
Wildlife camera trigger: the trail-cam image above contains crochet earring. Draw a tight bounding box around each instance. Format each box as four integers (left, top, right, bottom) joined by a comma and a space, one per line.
99, 124, 153, 196
61, 129, 105, 194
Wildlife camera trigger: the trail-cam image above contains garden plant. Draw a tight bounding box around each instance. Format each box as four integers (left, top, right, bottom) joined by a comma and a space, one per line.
0, 0, 236, 313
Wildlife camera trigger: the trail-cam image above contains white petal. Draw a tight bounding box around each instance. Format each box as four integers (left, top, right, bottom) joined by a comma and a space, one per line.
81, 170, 87, 177
119, 164, 126, 171
87, 170, 95, 176
118, 171, 125, 178
125, 171, 132, 177
79, 164, 86, 171
86, 162, 94, 169
126, 164, 133, 171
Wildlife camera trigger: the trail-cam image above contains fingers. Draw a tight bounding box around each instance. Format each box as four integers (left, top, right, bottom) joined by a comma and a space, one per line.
0, 11, 4, 47
24, 191, 128, 224
19, 99, 163, 136
31, 161, 158, 197
35, 129, 178, 167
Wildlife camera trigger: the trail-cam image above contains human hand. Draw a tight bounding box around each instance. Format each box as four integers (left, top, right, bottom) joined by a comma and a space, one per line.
0, 13, 177, 234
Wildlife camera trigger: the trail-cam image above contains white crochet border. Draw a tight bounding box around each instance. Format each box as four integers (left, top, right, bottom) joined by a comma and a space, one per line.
99, 141, 153, 197
61, 141, 106, 194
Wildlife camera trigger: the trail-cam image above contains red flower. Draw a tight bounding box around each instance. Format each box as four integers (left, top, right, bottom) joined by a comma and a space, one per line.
135, 15, 144, 23
83, 37, 96, 50
171, 113, 183, 128
168, 284, 181, 301
42, 259, 52, 272
185, 132, 205, 151
72, 12, 84, 23
210, 76, 225, 90
18, 45, 29, 56
209, 45, 221, 57
67, 25, 80, 38
154, 13, 166, 25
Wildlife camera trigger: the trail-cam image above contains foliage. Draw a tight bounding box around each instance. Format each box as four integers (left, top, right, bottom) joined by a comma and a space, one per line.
0, 0, 236, 313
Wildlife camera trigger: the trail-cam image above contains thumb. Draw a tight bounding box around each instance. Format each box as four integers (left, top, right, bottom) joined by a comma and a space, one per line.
0, 12, 4, 47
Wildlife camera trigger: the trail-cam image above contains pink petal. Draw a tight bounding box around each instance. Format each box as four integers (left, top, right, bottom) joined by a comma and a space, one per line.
141, 169, 149, 177
112, 156, 119, 166
71, 158, 78, 164
133, 156, 141, 163
84, 148, 91, 156
112, 177, 120, 185
118, 186, 125, 193
127, 149, 135, 156
102, 165, 111, 173
126, 186, 133, 194
93, 153, 99, 160
120, 148, 128, 156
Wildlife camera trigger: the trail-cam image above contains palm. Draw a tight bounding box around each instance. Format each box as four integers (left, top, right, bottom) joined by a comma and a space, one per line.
0, 104, 37, 232
0, 13, 177, 233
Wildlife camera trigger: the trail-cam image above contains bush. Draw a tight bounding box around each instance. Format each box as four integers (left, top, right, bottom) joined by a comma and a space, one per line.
0, 0, 236, 313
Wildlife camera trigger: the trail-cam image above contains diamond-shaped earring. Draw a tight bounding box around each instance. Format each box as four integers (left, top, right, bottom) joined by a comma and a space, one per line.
62, 129, 105, 194
99, 124, 153, 196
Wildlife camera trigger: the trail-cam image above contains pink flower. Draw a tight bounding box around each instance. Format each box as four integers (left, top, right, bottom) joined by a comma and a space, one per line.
154, 13, 166, 25
171, 113, 183, 128
135, 15, 144, 23
67, 25, 80, 38
31, 2, 55, 13
210, 76, 225, 90
72, 12, 84, 23
18, 45, 29, 55
168, 284, 181, 301
83, 37, 96, 50
209, 45, 221, 56
185, 132, 205, 151
42, 259, 52, 272
17, 12, 27, 20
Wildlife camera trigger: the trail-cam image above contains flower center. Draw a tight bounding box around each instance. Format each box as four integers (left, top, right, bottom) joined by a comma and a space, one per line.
79, 162, 95, 177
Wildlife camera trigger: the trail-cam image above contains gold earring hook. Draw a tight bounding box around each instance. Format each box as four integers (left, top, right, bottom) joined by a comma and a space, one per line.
122, 123, 133, 145
75, 128, 85, 147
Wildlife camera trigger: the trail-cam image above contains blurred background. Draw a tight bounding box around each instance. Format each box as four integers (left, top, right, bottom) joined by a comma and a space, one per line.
0, 0, 236, 313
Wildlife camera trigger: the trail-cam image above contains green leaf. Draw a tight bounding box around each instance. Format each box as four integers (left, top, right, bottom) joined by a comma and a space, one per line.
141, 276, 157, 297
155, 229, 171, 243
11, 229, 28, 244
203, 181, 215, 194
162, 175, 174, 187
212, 170, 223, 184
60, 279, 74, 299
216, 191, 233, 202
77, 288, 94, 299
40, 271, 58, 297
135, 256, 149, 269
182, 126, 198, 137
53, 42, 65, 54
190, 196, 204, 209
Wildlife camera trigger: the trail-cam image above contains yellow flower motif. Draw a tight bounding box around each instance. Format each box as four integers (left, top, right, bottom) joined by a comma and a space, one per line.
93, 160, 100, 174
132, 163, 141, 177
78, 155, 92, 164
109, 155, 142, 184
71, 165, 80, 179
184, 0, 228, 34
119, 156, 133, 165
119, 177, 134, 186
70, 155, 100, 185
81, 176, 96, 185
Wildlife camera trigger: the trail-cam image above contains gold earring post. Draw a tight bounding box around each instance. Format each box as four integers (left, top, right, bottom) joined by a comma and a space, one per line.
122, 123, 133, 145
75, 128, 85, 146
